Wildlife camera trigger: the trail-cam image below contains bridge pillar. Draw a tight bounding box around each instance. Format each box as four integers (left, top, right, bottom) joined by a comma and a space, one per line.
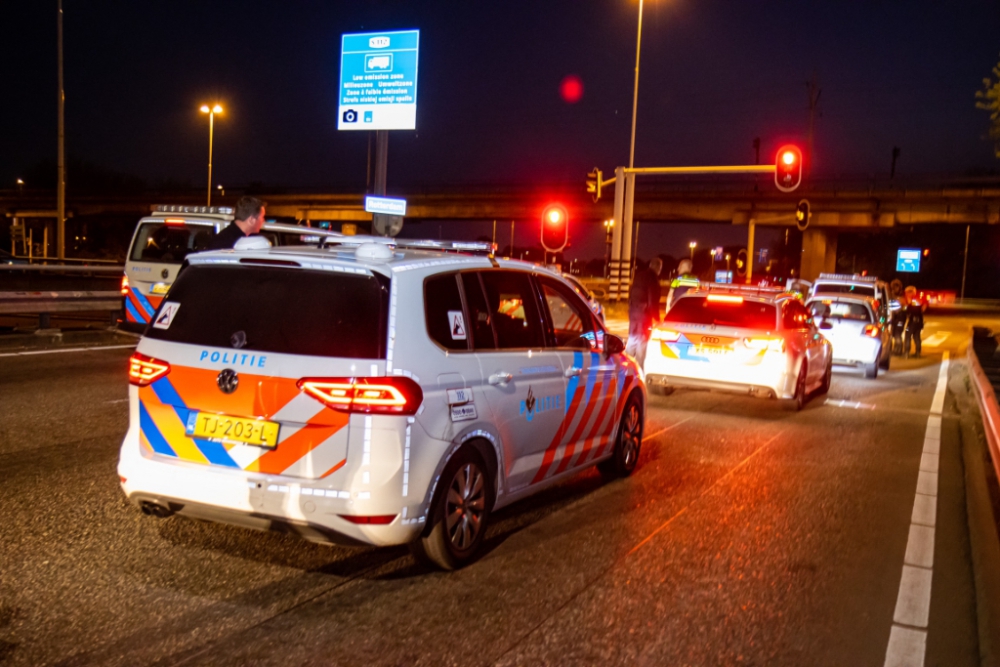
800, 228, 838, 281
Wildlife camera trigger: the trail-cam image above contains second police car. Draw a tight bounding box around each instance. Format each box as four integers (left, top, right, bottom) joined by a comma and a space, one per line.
643, 284, 833, 410
118, 237, 645, 570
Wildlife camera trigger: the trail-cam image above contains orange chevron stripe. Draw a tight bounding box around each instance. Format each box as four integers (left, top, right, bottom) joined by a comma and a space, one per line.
249, 421, 346, 474
554, 372, 606, 475
576, 379, 617, 464
532, 379, 586, 483
320, 458, 347, 478
596, 374, 635, 459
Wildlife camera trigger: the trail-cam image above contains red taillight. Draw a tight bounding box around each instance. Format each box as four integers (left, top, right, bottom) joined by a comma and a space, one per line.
707, 294, 743, 304
863, 325, 880, 338
120, 274, 129, 296
338, 514, 397, 525
297, 377, 423, 415
128, 352, 170, 386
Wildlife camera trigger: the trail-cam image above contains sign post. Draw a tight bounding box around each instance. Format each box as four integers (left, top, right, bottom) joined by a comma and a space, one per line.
338, 29, 420, 236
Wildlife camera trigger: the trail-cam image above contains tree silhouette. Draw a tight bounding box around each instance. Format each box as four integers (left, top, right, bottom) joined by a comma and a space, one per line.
976, 53, 1000, 158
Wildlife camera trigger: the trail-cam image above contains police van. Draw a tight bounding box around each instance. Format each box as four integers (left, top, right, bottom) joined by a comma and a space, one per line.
121, 205, 339, 331
118, 236, 645, 569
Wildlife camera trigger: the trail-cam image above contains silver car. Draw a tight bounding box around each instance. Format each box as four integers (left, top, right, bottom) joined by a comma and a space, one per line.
806, 293, 890, 378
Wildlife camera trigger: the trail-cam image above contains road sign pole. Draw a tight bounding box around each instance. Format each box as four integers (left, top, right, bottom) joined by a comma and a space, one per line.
610, 166, 626, 301
372, 130, 390, 235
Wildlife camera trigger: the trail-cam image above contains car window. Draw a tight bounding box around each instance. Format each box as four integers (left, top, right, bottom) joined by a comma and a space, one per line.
537, 276, 597, 349
145, 264, 388, 359
478, 270, 545, 349
782, 300, 811, 329
664, 296, 777, 330
130, 222, 215, 264
809, 300, 872, 322
813, 283, 876, 298
424, 273, 468, 351
461, 273, 497, 350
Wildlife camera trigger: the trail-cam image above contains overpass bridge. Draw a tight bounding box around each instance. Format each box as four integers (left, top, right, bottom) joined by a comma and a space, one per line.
3, 174, 998, 280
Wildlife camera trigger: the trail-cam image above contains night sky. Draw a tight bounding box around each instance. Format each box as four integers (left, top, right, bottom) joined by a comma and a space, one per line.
2, 1, 999, 274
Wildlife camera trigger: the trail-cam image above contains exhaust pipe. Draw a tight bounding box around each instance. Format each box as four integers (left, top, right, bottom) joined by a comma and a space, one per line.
139, 500, 174, 518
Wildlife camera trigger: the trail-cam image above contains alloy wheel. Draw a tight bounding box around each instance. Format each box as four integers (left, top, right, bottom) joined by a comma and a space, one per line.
444, 463, 486, 551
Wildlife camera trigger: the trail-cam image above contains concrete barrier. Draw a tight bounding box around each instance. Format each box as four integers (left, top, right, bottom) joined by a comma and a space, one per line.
968, 327, 1000, 486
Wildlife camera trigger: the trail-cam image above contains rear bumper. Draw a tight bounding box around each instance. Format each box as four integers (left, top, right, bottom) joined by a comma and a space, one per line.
643, 343, 797, 399
828, 338, 880, 366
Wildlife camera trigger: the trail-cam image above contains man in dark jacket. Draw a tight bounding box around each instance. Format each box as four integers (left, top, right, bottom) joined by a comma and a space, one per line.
207, 196, 266, 250
626, 257, 663, 368
903, 286, 925, 358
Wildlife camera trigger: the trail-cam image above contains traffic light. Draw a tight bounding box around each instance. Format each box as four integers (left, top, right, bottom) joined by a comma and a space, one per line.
774, 145, 803, 192
795, 199, 810, 231
586, 167, 602, 202
540, 203, 569, 252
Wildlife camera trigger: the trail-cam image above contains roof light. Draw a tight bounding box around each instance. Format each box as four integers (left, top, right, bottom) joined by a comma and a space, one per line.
128, 352, 170, 386
297, 377, 423, 415
707, 294, 744, 304
163, 218, 186, 225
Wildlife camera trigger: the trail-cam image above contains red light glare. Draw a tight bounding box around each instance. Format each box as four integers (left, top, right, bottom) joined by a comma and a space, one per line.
559, 75, 584, 103
781, 151, 796, 165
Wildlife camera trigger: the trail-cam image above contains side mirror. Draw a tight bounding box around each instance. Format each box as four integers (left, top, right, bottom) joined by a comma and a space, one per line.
819, 321, 833, 330
604, 334, 625, 357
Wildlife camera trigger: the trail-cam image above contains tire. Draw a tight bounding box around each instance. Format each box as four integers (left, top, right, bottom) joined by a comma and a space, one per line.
598, 392, 644, 479
864, 361, 878, 379
879, 348, 890, 371
818, 359, 832, 395
786, 362, 808, 411
409, 447, 493, 570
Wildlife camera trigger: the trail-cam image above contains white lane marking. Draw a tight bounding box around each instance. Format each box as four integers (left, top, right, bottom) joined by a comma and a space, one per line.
921, 333, 949, 348
824, 399, 877, 410
893, 565, 934, 627
884, 351, 949, 667
105, 398, 129, 405
885, 626, 927, 667
904, 525, 935, 568
0, 343, 136, 358
911, 494, 936, 527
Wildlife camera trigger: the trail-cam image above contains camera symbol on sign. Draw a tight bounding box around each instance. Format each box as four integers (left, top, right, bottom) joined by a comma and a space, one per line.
342, 109, 358, 123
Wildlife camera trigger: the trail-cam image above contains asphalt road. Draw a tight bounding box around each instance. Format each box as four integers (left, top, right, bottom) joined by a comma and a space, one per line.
1, 315, 997, 666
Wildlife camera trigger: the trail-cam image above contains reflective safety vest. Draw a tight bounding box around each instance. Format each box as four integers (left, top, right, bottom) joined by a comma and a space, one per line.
667, 275, 700, 309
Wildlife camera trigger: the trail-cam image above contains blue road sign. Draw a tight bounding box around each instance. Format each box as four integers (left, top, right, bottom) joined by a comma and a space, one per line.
338, 30, 419, 131
365, 196, 407, 216
897, 248, 921, 273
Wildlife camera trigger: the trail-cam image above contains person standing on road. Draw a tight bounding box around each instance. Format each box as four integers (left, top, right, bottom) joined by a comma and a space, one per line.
626, 257, 663, 369
891, 294, 907, 355
903, 286, 926, 358
207, 196, 266, 250
666, 258, 699, 310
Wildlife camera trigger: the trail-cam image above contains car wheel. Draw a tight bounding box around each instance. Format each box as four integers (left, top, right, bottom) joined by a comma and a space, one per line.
598, 392, 643, 479
819, 359, 832, 394
786, 362, 808, 411
410, 447, 493, 571
864, 360, 878, 379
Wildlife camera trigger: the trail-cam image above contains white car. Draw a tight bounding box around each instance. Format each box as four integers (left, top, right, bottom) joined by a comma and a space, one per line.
806, 293, 890, 378
643, 285, 833, 410
118, 237, 645, 569
810, 273, 891, 326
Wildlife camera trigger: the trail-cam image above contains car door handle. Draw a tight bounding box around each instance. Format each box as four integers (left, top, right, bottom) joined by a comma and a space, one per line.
488, 372, 513, 386
564, 367, 583, 377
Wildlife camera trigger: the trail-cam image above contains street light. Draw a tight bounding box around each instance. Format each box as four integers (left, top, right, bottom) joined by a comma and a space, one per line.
628, 0, 647, 171
725, 253, 731, 273
217, 184, 225, 197
689, 241, 697, 260
200, 104, 223, 206
16, 178, 24, 192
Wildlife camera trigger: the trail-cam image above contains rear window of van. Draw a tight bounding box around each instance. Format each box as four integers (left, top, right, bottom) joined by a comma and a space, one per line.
130, 222, 216, 264
144, 264, 389, 359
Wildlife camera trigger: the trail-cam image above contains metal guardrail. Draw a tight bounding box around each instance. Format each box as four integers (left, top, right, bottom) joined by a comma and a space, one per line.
968, 327, 1000, 487
0, 290, 122, 328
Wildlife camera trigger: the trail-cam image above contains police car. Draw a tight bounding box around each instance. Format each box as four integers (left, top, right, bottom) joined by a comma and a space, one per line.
806, 293, 890, 378
118, 237, 645, 569
121, 205, 340, 331
810, 273, 891, 326
643, 284, 833, 410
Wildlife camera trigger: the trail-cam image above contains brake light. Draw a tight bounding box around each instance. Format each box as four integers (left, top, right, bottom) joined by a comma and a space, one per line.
744, 337, 785, 353
707, 294, 744, 304
651, 328, 681, 342
863, 325, 880, 338
128, 352, 170, 386
298, 377, 423, 415
163, 218, 186, 225
338, 514, 397, 525
120, 274, 129, 296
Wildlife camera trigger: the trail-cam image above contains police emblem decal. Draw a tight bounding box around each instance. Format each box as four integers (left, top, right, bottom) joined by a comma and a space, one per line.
217, 369, 239, 394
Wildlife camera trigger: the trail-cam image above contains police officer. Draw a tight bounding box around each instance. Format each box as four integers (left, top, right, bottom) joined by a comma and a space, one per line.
666, 258, 699, 311
903, 286, 925, 358
207, 196, 266, 250
890, 294, 907, 355
626, 257, 663, 369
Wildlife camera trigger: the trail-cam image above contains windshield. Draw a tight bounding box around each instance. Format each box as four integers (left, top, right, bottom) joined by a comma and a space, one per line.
144, 264, 389, 359
130, 222, 216, 264
813, 283, 876, 298
664, 296, 777, 330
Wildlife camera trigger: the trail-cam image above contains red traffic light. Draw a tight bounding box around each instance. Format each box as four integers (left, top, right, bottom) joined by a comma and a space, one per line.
540, 203, 569, 253
774, 145, 803, 193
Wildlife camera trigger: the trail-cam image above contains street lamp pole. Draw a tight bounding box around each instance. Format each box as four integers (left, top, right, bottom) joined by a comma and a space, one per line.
628, 0, 644, 171
200, 104, 223, 206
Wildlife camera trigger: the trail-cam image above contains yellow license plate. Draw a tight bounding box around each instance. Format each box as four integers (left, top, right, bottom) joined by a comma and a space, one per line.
151, 282, 170, 295
186, 412, 280, 448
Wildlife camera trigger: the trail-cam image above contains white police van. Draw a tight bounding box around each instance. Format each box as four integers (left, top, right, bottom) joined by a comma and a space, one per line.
118, 236, 645, 569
